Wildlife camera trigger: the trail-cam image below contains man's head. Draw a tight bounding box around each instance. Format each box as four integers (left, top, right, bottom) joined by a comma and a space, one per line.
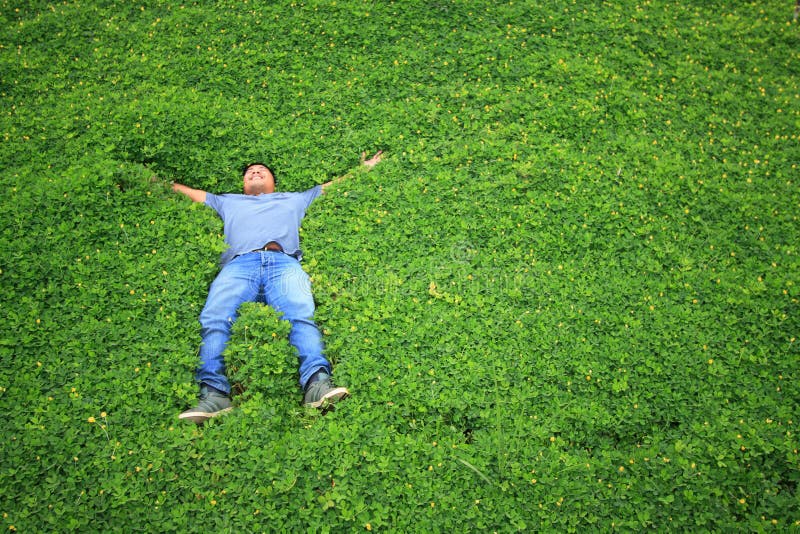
241, 162, 276, 195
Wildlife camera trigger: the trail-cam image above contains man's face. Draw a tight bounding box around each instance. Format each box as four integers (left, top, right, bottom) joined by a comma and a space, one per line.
242, 164, 275, 195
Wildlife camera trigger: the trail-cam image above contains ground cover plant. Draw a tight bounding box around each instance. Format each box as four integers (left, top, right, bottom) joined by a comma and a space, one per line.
1, 0, 799, 530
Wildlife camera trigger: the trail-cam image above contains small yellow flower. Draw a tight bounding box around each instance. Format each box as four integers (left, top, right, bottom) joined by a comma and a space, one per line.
87, 416, 96, 423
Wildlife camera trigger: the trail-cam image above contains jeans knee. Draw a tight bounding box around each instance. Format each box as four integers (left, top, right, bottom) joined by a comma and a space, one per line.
199, 314, 235, 335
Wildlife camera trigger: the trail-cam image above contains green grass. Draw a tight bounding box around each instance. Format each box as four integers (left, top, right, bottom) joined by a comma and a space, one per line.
1, 0, 799, 531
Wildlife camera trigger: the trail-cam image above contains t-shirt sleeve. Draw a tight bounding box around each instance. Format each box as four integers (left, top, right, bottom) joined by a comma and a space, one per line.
302, 185, 323, 208
204, 192, 224, 216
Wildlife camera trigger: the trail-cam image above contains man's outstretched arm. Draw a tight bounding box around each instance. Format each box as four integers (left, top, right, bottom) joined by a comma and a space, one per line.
172, 182, 207, 203
322, 150, 383, 193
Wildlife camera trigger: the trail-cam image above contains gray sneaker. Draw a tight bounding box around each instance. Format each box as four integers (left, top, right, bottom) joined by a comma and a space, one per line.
179, 385, 232, 424
304, 373, 349, 409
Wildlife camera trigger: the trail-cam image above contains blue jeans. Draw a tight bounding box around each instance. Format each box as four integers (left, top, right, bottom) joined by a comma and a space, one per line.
195, 250, 330, 394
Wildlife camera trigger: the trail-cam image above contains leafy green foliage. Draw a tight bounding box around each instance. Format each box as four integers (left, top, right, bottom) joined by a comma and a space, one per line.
1, 0, 799, 530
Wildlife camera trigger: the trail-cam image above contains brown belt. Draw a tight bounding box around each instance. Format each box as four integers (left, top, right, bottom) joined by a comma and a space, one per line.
233, 242, 285, 261
256, 241, 283, 253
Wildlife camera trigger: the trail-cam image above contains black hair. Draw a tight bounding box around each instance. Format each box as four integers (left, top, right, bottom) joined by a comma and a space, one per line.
241, 162, 277, 185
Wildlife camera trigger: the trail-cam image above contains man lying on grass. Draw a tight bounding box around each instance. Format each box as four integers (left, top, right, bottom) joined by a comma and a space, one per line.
171, 150, 383, 424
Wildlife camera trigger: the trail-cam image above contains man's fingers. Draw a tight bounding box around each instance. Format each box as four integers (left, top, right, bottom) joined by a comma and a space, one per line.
360, 149, 384, 167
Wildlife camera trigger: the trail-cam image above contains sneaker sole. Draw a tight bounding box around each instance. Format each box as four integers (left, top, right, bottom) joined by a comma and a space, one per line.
305, 387, 350, 409
178, 407, 233, 424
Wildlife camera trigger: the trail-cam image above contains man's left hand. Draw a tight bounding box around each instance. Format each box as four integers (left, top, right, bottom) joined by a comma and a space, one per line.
361, 150, 384, 169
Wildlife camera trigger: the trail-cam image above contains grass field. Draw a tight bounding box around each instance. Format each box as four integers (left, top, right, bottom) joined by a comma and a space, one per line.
1, 0, 799, 531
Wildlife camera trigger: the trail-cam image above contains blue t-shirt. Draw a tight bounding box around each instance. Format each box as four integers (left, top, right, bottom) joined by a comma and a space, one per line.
205, 185, 323, 266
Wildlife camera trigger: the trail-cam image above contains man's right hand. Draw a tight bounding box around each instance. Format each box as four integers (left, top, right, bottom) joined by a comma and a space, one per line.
172, 182, 207, 203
